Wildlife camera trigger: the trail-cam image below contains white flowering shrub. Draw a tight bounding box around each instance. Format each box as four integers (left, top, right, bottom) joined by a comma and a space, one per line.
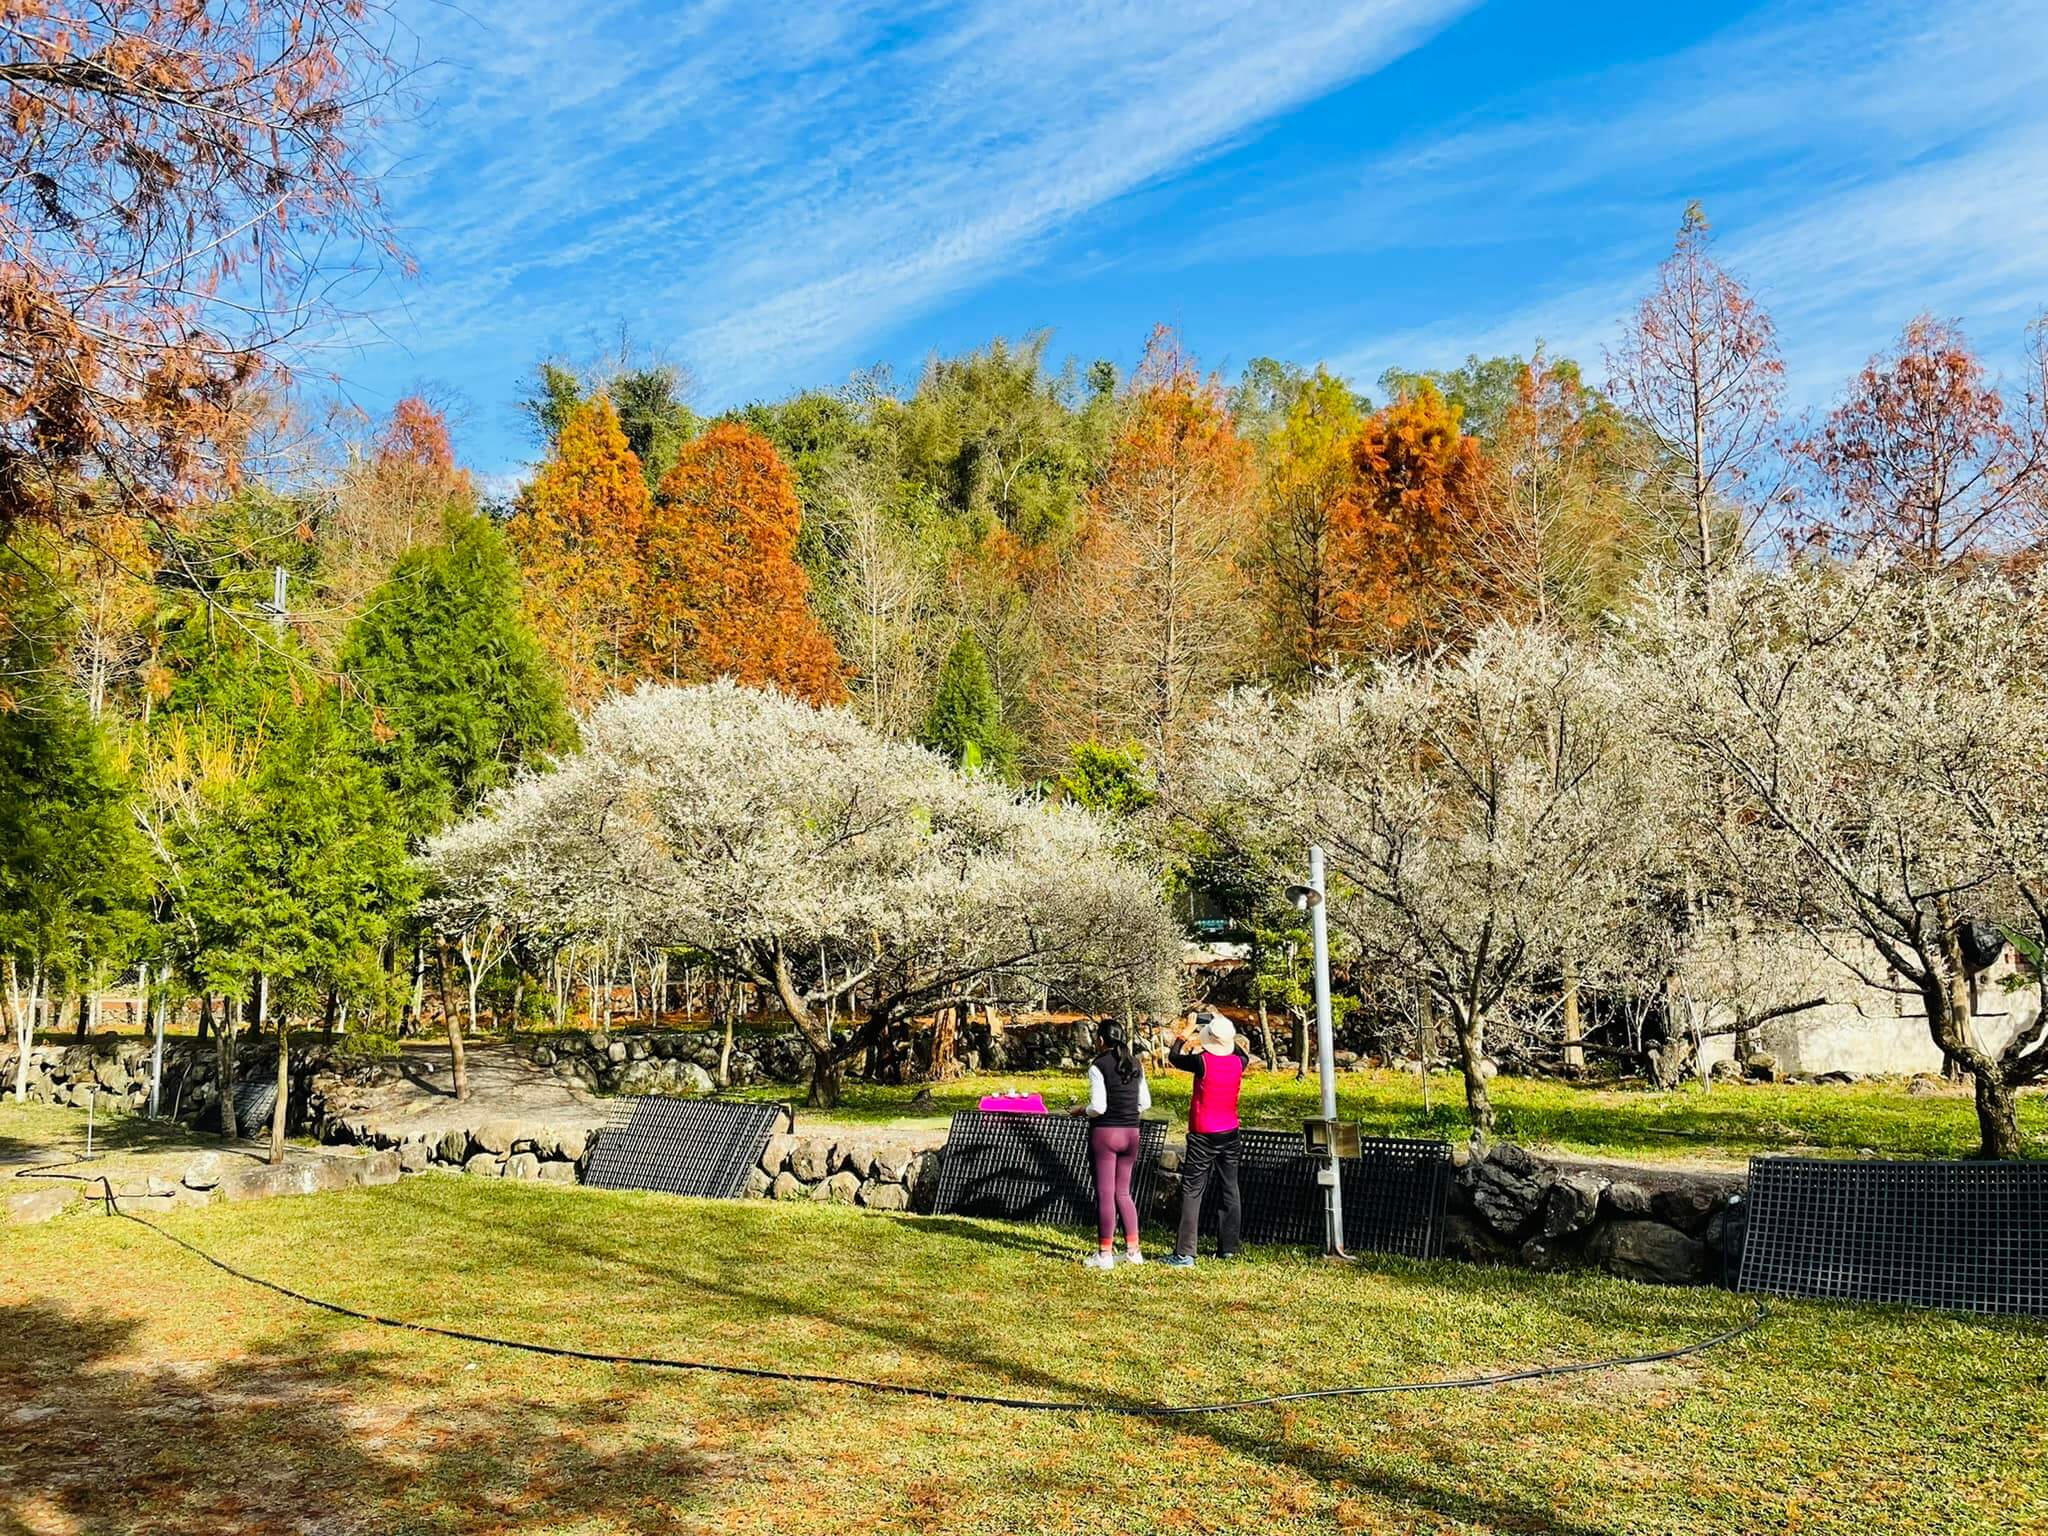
426, 680, 1181, 1104
1634, 562, 2048, 1156
1182, 625, 1658, 1141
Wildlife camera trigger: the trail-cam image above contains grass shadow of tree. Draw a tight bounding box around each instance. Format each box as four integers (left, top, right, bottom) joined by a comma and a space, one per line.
0, 1295, 762, 1535
404, 1186, 1702, 1534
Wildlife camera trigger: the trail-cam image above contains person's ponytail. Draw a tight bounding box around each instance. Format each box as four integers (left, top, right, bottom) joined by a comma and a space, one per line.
1100, 1020, 1138, 1083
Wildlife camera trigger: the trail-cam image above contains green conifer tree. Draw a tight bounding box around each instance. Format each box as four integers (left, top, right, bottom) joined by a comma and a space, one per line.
919, 630, 1014, 774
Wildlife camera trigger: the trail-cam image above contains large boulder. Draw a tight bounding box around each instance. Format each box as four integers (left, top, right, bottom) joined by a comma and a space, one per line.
769, 1171, 806, 1201
1651, 1183, 1722, 1237
1587, 1220, 1710, 1285
463, 1152, 502, 1177
470, 1120, 525, 1157
436, 1128, 468, 1165
759, 1133, 800, 1176
1465, 1144, 1548, 1238
861, 1180, 910, 1213
812, 1171, 862, 1204
181, 1153, 225, 1192
397, 1140, 432, 1174
787, 1138, 835, 1183
1540, 1172, 1607, 1238
504, 1152, 541, 1180
6, 1186, 71, 1224
538, 1160, 578, 1183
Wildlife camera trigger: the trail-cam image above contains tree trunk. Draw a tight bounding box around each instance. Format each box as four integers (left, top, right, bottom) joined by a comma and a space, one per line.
808, 1053, 843, 1110
7, 957, 38, 1103
406, 943, 427, 1037
1294, 1008, 1309, 1080
434, 940, 459, 1042
1561, 961, 1584, 1075
1971, 1070, 2022, 1160
1256, 997, 1278, 1072
267, 979, 289, 1166
1454, 1005, 1495, 1147
1416, 982, 1434, 1115
445, 963, 470, 1104
929, 1005, 960, 1082
216, 995, 239, 1139
716, 983, 735, 1090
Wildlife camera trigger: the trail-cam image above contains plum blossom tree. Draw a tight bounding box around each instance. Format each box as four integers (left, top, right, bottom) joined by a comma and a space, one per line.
426, 681, 1181, 1106
1182, 626, 1655, 1142
1634, 562, 2048, 1157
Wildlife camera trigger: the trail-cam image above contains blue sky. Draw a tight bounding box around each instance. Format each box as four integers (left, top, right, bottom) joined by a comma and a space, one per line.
345, 0, 2048, 480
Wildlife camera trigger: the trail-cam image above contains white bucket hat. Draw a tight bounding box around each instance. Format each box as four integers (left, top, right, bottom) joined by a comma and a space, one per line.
1196, 1012, 1236, 1055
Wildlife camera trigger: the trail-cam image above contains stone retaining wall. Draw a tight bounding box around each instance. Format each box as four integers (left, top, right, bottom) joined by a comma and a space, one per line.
2, 1038, 256, 1125
324, 1108, 1741, 1286
1447, 1144, 1745, 1285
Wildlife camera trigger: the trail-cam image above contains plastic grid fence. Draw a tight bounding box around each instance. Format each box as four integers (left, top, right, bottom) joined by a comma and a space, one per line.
582, 1098, 790, 1199
1196, 1129, 1451, 1259
1737, 1156, 2048, 1317
232, 1075, 279, 1135
933, 1111, 1167, 1227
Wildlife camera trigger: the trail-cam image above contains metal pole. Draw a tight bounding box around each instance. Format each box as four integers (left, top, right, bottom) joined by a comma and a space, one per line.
147, 964, 165, 1118
1309, 845, 1344, 1254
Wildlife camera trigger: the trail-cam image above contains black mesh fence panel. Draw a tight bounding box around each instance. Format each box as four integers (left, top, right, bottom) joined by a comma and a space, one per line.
1196, 1129, 1451, 1259
582, 1098, 790, 1199
232, 1075, 279, 1135
933, 1111, 1167, 1226
1737, 1156, 2048, 1317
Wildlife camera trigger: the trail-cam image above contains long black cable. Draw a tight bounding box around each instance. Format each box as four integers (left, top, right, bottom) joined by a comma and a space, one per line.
21, 1154, 1769, 1417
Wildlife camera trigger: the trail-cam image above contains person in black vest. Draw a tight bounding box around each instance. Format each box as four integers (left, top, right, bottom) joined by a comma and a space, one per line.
1070, 1020, 1151, 1268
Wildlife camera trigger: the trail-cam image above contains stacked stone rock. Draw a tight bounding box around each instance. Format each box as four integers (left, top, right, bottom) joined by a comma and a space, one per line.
1446, 1142, 1745, 1285
749, 1132, 944, 1211
523, 1030, 812, 1092
323, 1117, 597, 1181
1, 1040, 232, 1120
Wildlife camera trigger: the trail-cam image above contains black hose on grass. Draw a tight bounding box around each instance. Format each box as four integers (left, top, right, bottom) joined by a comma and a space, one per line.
22, 1154, 1770, 1417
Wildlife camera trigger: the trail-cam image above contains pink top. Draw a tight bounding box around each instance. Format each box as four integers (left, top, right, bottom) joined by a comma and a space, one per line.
1170, 1047, 1246, 1135
978, 1094, 1049, 1115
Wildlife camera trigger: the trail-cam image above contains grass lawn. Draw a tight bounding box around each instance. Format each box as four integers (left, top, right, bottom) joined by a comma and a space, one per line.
738, 1067, 2048, 1163
5, 1176, 2044, 1534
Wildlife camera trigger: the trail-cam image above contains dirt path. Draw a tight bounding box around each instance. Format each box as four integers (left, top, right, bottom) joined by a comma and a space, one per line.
325, 1043, 612, 1142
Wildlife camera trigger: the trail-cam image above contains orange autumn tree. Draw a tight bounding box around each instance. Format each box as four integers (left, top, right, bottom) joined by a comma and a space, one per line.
1042, 327, 1251, 763
640, 423, 845, 704
509, 396, 649, 706
1330, 385, 1490, 655
0, 2, 401, 542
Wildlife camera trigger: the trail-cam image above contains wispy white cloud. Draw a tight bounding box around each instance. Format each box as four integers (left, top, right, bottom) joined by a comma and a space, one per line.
368, 0, 1474, 435
1301, 0, 2048, 403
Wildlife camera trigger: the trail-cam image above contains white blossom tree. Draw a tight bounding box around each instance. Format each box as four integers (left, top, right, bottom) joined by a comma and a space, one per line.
426, 682, 1181, 1106
1633, 562, 2048, 1157
1181, 626, 1657, 1143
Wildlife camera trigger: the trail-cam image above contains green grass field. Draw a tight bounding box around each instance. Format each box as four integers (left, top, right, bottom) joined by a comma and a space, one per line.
742, 1067, 2048, 1163
5, 1173, 2044, 1534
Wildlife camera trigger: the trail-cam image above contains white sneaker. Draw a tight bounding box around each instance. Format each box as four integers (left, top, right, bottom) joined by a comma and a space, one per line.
1081, 1250, 1117, 1270
1120, 1250, 1145, 1266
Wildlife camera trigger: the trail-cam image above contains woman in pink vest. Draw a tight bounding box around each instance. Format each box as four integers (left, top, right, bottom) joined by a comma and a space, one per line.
1161, 1011, 1246, 1267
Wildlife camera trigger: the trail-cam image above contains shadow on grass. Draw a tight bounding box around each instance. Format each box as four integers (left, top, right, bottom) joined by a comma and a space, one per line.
0, 1296, 747, 1535
398, 1185, 1712, 1535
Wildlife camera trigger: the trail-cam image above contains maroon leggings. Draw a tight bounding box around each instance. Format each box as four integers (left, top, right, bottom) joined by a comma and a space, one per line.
1091, 1123, 1141, 1245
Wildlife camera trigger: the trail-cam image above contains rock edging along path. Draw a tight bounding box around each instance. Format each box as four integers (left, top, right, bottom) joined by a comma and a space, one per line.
5, 1144, 404, 1224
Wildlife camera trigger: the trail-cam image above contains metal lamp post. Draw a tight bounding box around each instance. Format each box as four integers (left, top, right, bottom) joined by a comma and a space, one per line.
1286, 843, 1345, 1257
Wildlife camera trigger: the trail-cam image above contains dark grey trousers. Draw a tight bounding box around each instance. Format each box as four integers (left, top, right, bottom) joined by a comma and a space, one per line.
1174, 1130, 1242, 1257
